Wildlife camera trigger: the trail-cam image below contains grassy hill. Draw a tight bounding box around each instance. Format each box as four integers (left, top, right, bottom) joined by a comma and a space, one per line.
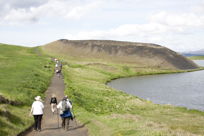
43, 39, 198, 70
41, 40, 204, 136
0, 43, 53, 136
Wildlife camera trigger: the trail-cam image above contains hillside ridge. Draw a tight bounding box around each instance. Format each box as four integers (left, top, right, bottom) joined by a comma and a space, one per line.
43, 39, 198, 70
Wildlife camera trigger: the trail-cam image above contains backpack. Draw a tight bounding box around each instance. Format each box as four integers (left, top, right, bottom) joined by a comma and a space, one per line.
51, 97, 57, 104
61, 100, 69, 112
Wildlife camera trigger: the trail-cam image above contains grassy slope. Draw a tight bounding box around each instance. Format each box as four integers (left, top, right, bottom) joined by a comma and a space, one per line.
0, 44, 53, 136
41, 49, 204, 136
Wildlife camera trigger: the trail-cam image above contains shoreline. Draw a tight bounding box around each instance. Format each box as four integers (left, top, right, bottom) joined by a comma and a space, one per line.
106, 66, 204, 113
106, 66, 204, 84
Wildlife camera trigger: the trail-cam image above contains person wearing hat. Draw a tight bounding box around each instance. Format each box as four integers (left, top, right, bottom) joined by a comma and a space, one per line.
30, 96, 44, 132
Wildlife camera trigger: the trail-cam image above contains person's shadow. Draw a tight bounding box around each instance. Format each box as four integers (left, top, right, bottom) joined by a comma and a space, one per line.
68, 121, 90, 131
41, 121, 91, 131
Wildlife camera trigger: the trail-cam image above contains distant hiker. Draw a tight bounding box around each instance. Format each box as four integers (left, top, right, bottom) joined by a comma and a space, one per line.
30, 96, 44, 132
50, 94, 57, 114
57, 96, 72, 130
55, 68, 61, 77
55, 63, 59, 69
59, 62, 63, 69
54, 58, 58, 62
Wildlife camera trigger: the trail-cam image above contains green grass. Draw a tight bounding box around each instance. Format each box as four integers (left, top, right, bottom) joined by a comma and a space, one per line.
41, 47, 204, 136
63, 63, 204, 136
189, 56, 204, 60
0, 44, 53, 136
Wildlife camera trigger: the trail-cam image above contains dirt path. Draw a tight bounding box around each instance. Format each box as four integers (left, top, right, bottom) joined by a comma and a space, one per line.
25, 74, 88, 136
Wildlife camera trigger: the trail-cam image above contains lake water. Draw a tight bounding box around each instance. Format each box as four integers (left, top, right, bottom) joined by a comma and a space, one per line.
108, 60, 204, 111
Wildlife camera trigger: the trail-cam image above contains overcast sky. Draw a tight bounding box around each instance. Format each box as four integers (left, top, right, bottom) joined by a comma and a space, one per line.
0, 0, 204, 52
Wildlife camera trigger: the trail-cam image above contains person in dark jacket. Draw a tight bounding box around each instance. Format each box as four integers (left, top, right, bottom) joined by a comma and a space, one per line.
50, 94, 57, 114
55, 68, 61, 77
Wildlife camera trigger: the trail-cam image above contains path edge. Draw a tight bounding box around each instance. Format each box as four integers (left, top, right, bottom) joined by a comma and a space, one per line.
17, 124, 34, 136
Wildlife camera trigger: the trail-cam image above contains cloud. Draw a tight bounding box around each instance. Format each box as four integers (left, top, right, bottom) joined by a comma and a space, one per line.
150, 11, 204, 28
65, 10, 204, 51
64, 23, 169, 44
3, 9, 38, 24
1, 0, 204, 52
0, 0, 48, 9
0, 0, 100, 25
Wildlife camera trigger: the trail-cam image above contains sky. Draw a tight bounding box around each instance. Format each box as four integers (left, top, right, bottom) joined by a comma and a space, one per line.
0, 0, 204, 52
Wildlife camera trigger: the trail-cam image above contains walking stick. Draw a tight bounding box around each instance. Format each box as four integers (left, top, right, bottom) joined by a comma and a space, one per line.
71, 107, 77, 126
57, 108, 59, 128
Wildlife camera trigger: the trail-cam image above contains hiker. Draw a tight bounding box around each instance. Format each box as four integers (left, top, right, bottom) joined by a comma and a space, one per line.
59, 62, 63, 69
55, 68, 61, 77
64, 96, 74, 120
50, 94, 57, 114
30, 96, 44, 132
57, 96, 72, 130
55, 63, 59, 69
63, 95, 74, 120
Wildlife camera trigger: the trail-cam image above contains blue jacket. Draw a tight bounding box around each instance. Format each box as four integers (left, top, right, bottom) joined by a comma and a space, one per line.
60, 110, 72, 118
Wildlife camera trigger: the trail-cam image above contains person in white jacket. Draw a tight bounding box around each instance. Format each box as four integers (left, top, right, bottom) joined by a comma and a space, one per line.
57, 96, 72, 129
30, 96, 44, 131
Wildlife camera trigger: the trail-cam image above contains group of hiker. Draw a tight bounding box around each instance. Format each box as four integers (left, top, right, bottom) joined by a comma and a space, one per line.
30, 95, 73, 132
29, 58, 73, 132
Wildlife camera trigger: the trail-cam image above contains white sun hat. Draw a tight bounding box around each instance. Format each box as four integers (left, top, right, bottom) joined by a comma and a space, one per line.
35, 96, 42, 101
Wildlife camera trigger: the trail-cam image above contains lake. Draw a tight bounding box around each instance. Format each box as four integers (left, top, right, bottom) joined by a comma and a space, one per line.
108, 60, 204, 111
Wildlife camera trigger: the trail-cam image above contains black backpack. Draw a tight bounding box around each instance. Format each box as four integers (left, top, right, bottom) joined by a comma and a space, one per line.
51, 97, 57, 103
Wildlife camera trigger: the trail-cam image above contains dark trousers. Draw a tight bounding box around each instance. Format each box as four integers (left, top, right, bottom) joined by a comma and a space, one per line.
61, 117, 70, 129
33, 115, 43, 130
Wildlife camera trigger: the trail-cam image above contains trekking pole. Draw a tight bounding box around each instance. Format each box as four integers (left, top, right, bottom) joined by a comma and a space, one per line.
71, 106, 77, 126
57, 108, 59, 128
